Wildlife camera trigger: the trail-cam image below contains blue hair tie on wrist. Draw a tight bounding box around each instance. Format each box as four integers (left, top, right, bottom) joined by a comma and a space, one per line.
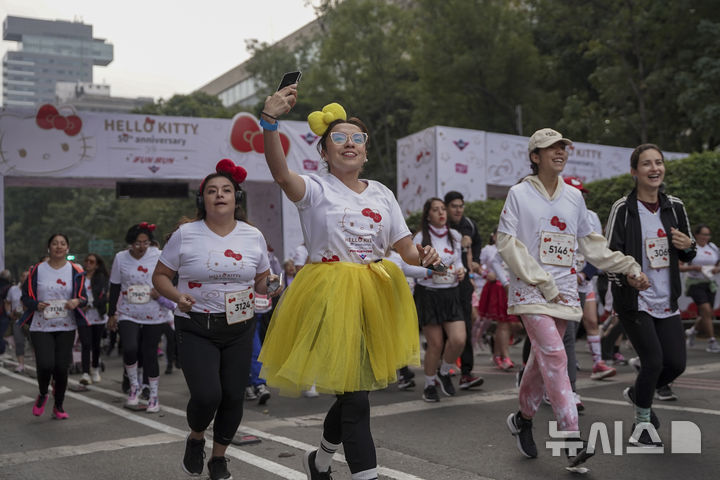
259, 117, 278, 131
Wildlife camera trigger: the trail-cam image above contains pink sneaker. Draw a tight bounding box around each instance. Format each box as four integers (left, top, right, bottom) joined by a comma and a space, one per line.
502, 357, 515, 370
493, 355, 505, 370
590, 361, 616, 380
32, 394, 48, 416
52, 406, 69, 420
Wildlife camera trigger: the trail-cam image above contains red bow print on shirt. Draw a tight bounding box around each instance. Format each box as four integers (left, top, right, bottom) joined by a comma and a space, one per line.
224, 249, 242, 261
56, 279, 66, 286
550, 216, 567, 231
361, 208, 382, 223
444, 248, 454, 254
322, 255, 340, 263
188, 282, 202, 289
137, 266, 148, 273
657, 229, 667, 238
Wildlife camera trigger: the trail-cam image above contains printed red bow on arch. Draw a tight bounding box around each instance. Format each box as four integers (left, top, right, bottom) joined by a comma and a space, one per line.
35, 104, 82, 136
139, 222, 156, 232
216, 159, 247, 184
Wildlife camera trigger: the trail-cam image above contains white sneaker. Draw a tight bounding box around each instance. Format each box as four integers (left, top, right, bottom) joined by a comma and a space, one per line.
91, 369, 101, 383
686, 328, 696, 347
79, 373, 92, 386
126, 384, 140, 407
706, 339, 720, 353
628, 356, 642, 373
146, 396, 160, 413
302, 384, 319, 398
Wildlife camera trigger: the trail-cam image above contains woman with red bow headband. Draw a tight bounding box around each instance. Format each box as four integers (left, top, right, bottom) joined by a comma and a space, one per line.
259, 87, 441, 480
153, 159, 282, 480
606, 144, 696, 447
497, 128, 648, 472
108, 222, 173, 415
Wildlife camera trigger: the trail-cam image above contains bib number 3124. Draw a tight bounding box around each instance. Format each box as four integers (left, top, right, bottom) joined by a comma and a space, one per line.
225, 288, 254, 325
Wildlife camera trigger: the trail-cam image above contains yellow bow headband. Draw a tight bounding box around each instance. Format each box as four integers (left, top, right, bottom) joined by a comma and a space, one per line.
307, 103, 347, 136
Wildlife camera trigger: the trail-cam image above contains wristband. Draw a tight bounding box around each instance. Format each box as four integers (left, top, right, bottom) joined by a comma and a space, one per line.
259, 117, 278, 131
260, 111, 278, 120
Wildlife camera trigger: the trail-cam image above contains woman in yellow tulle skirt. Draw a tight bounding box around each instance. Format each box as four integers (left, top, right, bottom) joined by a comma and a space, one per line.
260, 94, 441, 479
259, 260, 419, 395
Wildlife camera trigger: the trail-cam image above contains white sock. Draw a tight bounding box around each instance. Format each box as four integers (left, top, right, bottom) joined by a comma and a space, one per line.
424, 374, 437, 388
440, 361, 454, 376
125, 363, 139, 388
351, 467, 378, 479
314, 437, 340, 473
149, 376, 159, 398
688, 326, 697, 334
587, 335, 602, 364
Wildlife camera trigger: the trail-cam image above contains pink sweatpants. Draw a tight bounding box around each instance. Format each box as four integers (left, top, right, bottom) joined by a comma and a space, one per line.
519, 314, 578, 433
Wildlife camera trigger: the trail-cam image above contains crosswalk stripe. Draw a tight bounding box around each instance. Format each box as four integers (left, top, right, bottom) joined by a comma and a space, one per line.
0, 395, 33, 412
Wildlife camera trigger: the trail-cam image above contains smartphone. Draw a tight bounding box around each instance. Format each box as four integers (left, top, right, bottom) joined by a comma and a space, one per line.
427, 262, 447, 273
267, 272, 284, 293
277, 71, 302, 91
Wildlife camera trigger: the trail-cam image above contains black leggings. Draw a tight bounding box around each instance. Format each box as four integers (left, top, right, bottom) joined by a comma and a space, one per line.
78, 324, 104, 373
323, 391, 376, 473
118, 321, 164, 378
176, 315, 255, 446
619, 312, 686, 408
30, 330, 75, 407
459, 280, 475, 375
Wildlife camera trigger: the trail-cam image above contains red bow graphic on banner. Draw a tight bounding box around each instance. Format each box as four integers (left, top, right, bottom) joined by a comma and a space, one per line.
36, 104, 82, 136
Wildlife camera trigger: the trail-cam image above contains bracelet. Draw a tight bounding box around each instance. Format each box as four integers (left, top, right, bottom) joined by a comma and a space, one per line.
259, 117, 278, 131
260, 111, 277, 120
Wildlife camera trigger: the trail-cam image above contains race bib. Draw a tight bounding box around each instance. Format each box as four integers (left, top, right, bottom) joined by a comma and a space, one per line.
432, 264, 456, 284
539, 231, 575, 267
127, 284, 152, 304
645, 237, 670, 269
225, 288, 254, 325
255, 295, 270, 310
44, 299, 68, 320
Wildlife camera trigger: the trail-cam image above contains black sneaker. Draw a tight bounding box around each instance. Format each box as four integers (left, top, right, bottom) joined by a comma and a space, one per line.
207, 456, 232, 480
422, 384, 440, 402
506, 411, 537, 458
140, 385, 150, 401
459, 374, 484, 390
622, 387, 660, 429
182, 435, 206, 476
255, 384, 271, 406
302, 450, 333, 479
397, 375, 416, 390
629, 423, 664, 448
565, 438, 594, 472
436, 372, 456, 396
655, 384, 677, 401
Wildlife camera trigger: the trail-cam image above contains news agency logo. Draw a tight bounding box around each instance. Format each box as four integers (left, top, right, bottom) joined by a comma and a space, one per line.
546, 421, 702, 455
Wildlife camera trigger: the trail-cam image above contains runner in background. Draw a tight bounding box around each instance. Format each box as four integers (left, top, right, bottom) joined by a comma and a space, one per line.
78, 253, 109, 385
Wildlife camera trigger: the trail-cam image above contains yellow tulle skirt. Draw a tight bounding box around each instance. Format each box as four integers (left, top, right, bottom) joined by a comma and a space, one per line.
258, 260, 420, 395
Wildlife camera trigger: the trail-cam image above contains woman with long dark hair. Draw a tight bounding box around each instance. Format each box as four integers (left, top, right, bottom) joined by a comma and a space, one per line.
21, 233, 87, 419
78, 253, 109, 385
606, 143, 696, 447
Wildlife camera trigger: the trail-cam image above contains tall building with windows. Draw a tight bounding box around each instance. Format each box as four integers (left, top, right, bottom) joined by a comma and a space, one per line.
2, 15, 113, 108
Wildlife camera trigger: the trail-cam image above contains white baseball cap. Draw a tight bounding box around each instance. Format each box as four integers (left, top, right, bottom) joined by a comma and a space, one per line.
528, 128, 572, 153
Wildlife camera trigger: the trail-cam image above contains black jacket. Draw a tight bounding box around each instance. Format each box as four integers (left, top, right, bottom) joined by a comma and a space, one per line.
605, 189, 696, 316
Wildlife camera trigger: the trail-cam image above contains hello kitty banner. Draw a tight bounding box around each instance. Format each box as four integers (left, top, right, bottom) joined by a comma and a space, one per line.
0, 105, 330, 268
397, 127, 686, 217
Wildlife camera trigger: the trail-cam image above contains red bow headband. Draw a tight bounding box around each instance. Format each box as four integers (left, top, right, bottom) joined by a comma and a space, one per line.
200, 159, 247, 191
138, 222, 156, 232
36, 104, 82, 137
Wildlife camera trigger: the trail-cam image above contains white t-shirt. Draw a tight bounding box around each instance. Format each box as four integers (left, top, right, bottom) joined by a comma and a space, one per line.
84, 278, 107, 325
296, 174, 410, 264
291, 244, 308, 267
385, 250, 416, 290
412, 229, 464, 289
637, 203, 676, 317
110, 246, 167, 325
30, 262, 75, 332
158, 220, 270, 318
7, 284, 22, 315
480, 244, 510, 286
498, 180, 592, 308
687, 242, 720, 280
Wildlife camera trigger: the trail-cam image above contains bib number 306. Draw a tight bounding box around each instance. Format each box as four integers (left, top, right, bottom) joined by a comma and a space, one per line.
225, 288, 254, 325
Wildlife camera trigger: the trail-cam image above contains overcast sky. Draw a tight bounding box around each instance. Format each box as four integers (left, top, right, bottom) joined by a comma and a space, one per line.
0, 0, 318, 101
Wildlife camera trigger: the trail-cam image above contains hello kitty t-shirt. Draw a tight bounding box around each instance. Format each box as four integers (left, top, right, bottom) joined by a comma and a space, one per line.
158, 220, 270, 318
30, 262, 75, 332
110, 246, 166, 325
296, 174, 410, 264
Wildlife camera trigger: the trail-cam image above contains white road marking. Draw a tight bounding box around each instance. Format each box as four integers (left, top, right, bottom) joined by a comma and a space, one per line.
0, 395, 33, 412
0, 433, 177, 467
0, 386, 12, 394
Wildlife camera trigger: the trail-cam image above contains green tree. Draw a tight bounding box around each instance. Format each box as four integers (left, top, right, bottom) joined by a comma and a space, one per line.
135, 91, 234, 118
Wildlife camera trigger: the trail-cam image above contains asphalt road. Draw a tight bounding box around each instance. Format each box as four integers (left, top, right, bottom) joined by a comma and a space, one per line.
1, 338, 719, 480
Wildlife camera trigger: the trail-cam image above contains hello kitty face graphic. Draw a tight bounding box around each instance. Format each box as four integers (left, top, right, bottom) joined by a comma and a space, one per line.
0, 105, 94, 175
339, 208, 384, 238
207, 249, 243, 273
